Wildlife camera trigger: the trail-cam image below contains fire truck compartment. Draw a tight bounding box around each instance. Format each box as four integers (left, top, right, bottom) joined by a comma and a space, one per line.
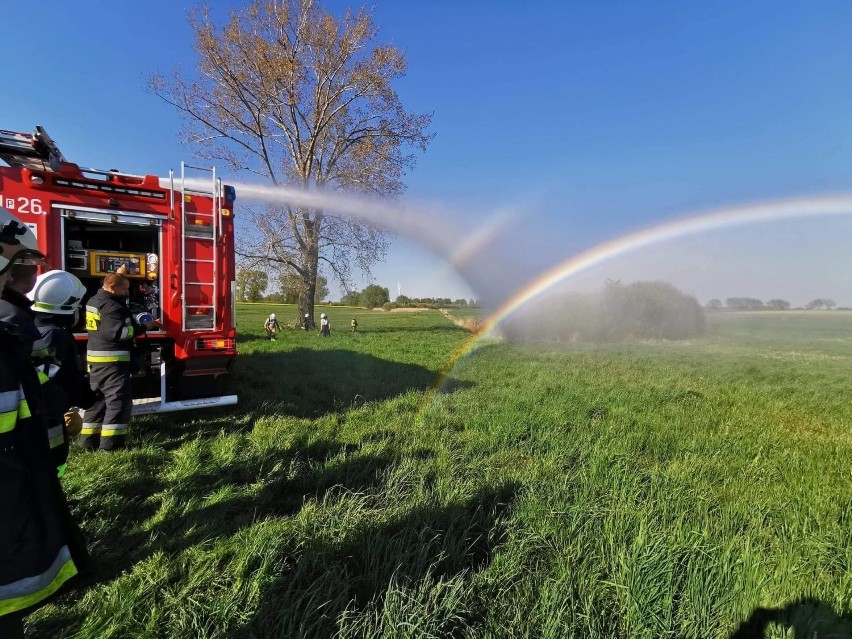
62, 216, 162, 322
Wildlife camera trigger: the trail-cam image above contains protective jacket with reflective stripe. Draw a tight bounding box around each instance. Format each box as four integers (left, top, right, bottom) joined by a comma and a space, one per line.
85, 289, 146, 362
0, 288, 44, 357
33, 317, 99, 467
0, 322, 89, 618
0, 289, 60, 459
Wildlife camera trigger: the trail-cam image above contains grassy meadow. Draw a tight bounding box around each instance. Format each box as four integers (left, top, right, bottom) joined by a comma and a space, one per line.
28, 306, 852, 638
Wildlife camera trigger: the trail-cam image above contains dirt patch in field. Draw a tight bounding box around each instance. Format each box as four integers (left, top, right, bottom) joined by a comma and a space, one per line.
389, 307, 430, 312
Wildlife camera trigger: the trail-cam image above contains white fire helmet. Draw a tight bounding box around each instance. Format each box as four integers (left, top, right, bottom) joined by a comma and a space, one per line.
28, 270, 87, 314
320, 313, 327, 319
269, 313, 276, 320
305, 313, 309, 318
0, 205, 45, 276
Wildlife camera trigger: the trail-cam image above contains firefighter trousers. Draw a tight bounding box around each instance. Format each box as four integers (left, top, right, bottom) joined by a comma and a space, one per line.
80, 362, 132, 451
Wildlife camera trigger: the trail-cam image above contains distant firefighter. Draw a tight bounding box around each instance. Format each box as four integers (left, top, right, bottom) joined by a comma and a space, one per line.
264, 313, 281, 340
319, 313, 331, 337
351, 316, 358, 332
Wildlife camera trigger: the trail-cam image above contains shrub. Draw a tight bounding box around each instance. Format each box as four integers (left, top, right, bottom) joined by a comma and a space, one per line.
502, 281, 705, 343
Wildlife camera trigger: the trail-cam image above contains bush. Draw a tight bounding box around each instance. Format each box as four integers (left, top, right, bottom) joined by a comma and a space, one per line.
502, 281, 705, 343
601, 281, 705, 340
382, 302, 397, 311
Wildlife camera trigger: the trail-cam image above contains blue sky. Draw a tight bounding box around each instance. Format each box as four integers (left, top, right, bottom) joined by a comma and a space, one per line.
4, 1, 852, 306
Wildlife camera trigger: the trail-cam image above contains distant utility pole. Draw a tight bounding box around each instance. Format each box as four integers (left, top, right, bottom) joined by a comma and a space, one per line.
397, 281, 402, 297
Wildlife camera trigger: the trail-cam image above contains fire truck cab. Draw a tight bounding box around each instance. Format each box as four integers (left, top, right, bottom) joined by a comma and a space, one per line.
0, 126, 238, 415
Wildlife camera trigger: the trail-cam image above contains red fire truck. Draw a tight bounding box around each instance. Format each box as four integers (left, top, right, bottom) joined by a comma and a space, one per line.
0, 126, 238, 415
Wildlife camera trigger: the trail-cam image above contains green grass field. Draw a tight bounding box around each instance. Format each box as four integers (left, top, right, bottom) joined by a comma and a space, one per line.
29, 306, 852, 638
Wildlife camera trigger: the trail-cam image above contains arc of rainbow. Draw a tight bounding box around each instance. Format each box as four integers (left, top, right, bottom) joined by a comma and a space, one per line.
421, 193, 852, 409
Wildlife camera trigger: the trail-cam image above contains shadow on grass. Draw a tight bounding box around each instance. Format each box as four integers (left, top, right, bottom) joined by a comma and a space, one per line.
235, 481, 520, 638
152, 438, 402, 553
137, 349, 473, 448
236, 329, 306, 344
28, 457, 167, 639
60, 448, 168, 588
29, 435, 421, 639
729, 598, 852, 638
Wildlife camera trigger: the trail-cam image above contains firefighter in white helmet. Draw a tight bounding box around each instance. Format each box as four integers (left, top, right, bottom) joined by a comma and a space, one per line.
28, 270, 99, 476
319, 312, 330, 337
264, 312, 281, 340
0, 207, 90, 636
0, 218, 77, 471
0, 217, 46, 355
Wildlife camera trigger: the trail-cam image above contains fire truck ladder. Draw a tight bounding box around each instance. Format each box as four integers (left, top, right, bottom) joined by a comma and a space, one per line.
131, 165, 237, 417
180, 162, 221, 332
0, 126, 66, 171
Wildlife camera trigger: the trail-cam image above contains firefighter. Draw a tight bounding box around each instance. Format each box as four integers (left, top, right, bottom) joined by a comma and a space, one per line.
81, 272, 158, 451
0, 207, 90, 637
351, 316, 358, 332
28, 270, 99, 476
319, 312, 331, 337
0, 246, 43, 354
264, 312, 281, 340
0, 232, 74, 468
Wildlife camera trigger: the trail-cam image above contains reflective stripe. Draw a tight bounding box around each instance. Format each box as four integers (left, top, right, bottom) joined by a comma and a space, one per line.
119, 326, 133, 340
0, 388, 21, 413
34, 301, 76, 312
86, 350, 130, 363
0, 545, 78, 616
87, 354, 130, 363
85, 305, 100, 314
31, 347, 50, 359
36, 370, 49, 384
36, 362, 61, 380
80, 423, 101, 435
18, 398, 30, 420
47, 425, 65, 448
0, 409, 16, 434
101, 424, 128, 436
57, 463, 68, 478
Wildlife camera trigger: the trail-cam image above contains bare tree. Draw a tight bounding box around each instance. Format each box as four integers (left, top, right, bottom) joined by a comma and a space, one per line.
150, 0, 432, 322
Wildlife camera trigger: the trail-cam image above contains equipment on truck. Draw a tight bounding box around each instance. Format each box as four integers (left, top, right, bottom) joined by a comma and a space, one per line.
0, 126, 239, 415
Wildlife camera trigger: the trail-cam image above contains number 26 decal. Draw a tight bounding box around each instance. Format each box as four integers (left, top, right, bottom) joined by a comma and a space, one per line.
3, 197, 45, 215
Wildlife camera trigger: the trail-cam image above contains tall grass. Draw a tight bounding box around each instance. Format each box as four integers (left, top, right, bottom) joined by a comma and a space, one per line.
27, 307, 852, 638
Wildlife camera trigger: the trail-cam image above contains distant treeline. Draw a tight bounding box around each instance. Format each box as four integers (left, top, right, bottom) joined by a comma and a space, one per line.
339, 285, 478, 310
706, 298, 843, 310
503, 281, 705, 343
236, 269, 479, 310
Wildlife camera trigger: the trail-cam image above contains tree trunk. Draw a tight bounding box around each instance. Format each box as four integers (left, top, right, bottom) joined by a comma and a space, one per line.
298, 278, 317, 328
297, 235, 320, 328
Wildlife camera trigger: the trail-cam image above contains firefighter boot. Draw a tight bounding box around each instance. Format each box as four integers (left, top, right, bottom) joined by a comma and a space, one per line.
78, 428, 101, 451
80, 397, 105, 452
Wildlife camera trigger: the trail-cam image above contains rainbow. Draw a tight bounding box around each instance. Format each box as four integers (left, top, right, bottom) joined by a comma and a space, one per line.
422, 193, 852, 403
